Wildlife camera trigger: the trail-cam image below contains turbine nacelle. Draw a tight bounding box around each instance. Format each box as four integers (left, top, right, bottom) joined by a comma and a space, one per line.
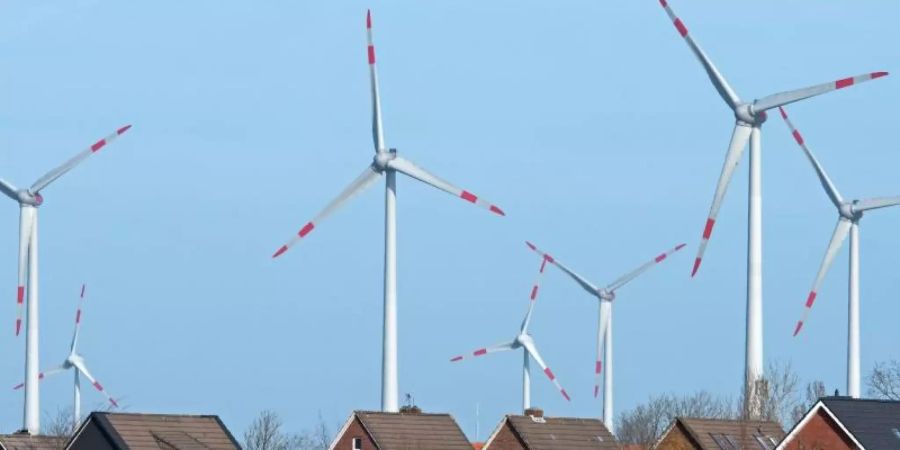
841, 201, 864, 222
373, 148, 398, 171
597, 289, 615, 302
16, 190, 43, 207
736, 103, 768, 127
514, 333, 533, 348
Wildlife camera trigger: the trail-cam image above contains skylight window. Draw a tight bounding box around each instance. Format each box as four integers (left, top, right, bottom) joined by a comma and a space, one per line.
892, 427, 900, 440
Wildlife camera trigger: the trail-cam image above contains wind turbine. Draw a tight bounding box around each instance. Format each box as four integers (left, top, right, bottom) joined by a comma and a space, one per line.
658, 0, 887, 414
13, 285, 118, 426
450, 257, 570, 412
525, 241, 684, 431
779, 106, 900, 399
271, 10, 504, 412
0, 125, 131, 433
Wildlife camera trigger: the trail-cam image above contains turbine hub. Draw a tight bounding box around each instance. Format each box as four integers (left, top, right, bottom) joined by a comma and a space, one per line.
735, 103, 767, 126
598, 289, 615, 301
373, 149, 397, 171
17, 190, 42, 207
842, 201, 863, 221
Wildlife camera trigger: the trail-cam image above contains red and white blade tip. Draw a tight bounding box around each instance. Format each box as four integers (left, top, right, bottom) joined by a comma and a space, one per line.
271, 222, 316, 258
459, 190, 505, 216
366, 10, 372, 29
80, 284, 86, 298
834, 72, 888, 90
117, 125, 132, 135
450, 356, 463, 362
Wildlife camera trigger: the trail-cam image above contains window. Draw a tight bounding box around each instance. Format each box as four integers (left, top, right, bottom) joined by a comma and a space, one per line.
892, 428, 900, 440
352, 437, 362, 449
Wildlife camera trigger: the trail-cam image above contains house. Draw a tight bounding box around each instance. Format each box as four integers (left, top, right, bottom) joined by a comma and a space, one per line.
329, 407, 472, 450
777, 396, 900, 450
481, 407, 618, 450
653, 417, 784, 450
66, 411, 241, 449
0, 433, 66, 450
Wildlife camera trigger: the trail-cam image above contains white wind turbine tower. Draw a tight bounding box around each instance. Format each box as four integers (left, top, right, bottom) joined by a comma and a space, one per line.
450, 258, 570, 412
272, 10, 504, 412
13, 284, 118, 425
0, 125, 131, 433
525, 241, 685, 430
779, 106, 900, 399
658, 0, 887, 414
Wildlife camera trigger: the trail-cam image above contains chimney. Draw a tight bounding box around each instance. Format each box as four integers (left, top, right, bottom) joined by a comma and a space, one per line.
524, 407, 544, 418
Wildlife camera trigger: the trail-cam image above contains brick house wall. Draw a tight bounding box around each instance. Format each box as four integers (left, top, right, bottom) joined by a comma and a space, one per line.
654, 423, 697, 450
483, 421, 526, 450
782, 410, 858, 450
331, 417, 376, 450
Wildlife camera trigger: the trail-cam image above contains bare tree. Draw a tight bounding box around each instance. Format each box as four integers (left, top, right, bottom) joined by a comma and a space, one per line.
244, 410, 331, 450
868, 360, 900, 400
791, 381, 826, 425
40, 407, 76, 449
741, 361, 800, 426
615, 391, 734, 447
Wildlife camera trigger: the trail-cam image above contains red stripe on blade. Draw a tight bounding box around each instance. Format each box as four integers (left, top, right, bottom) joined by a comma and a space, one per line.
474, 349, 487, 356
17, 286, 24, 304
544, 368, 555, 380
675, 243, 686, 251
561, 389, 571, 401
298, 222, 315, 238
793, 321, 804, 336
80, 284, 86, 298
450, 356, 462, 362
595, 361, 602, 374
117, 125, 132, 135
525, 241, 537, 251
489, 205, 505, 216
366, 10, 372, 29
460, 191, 477, 203
93, 382, 104, 391
539, 259, 547, 273
76, 310, 82, 324
110, 398, 119, 407
272, 246, 288, 258
778, 107, 788, 119
659, 0, 668, 7
871, 71, 888, 79
792, 130, 804, 146
367, 45, 376, 64
655, 253, 667, 263
594, 385, 599, 398
15, 319, 21, 336
674, 19, 688, 37
835, 77, 854, 89
530, 285, 539, 300
691, 257, 702, 277
702, 218, 715, 239
91, 139, 107, 152
805, 291, 817, 308
13, 383, 23, 390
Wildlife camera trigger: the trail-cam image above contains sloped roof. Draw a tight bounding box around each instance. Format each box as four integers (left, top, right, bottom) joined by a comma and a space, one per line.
820, 397, 900, 450
0, 434, 66, 450
353, 411, 472, 450
494, 415, 618, 449
70, 412, 240, 449
674, 417, 784, 450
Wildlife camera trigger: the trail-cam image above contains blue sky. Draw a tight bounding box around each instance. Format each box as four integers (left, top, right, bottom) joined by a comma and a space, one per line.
0, 0, 898, 440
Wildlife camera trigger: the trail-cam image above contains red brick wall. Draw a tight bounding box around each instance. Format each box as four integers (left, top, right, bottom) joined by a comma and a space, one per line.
483, 422, 525, 450
782, 410, 858, 450
655, 423, 698, 450
332, 417, 376, 450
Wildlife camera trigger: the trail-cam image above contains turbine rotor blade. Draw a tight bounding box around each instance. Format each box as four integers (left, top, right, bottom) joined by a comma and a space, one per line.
387, 156, 505, 216
16, 208, 35, 336
71, 284, 86, 353
753, 72, 888, 113
794, 218, 852, 336
521, 340, 570, 402
692, 124, 752, 277
30, 125, 133, 193
658, 0, 740, 108
72, 360, 118, 408
450, 340, 515, 362
525, 242, 599, 296
520, 259, 548, 334
272, 164, 382, 258
12, 365, 67, 389
367, 10, 385, 152
855, 196, 900, 212
594, 301, 612, 398
607, 243, 687, 292
0, 179, 18, 201
777, 107, 843, 208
